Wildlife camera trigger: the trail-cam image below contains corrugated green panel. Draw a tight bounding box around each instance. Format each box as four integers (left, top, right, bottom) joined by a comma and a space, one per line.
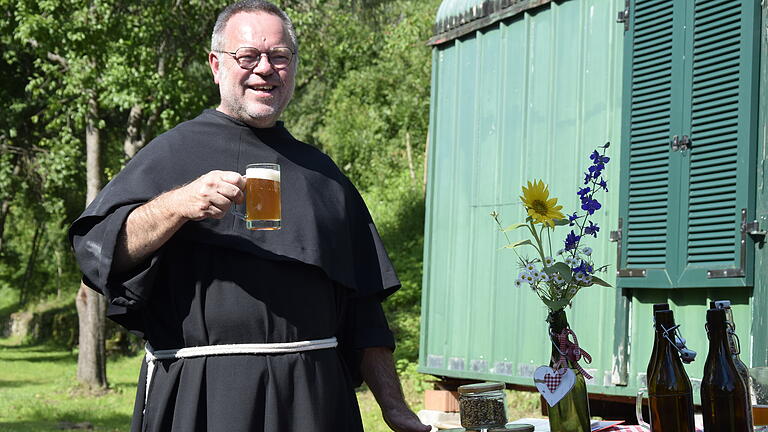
752, 1, 768, 367
675, 0, 760, 286
421, 0, 625, 390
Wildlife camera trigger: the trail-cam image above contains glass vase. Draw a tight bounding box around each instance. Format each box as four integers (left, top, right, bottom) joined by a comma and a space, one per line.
547, 309, 591, 432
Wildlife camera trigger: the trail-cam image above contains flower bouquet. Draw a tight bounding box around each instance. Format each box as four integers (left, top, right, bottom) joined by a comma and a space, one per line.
492, 143, 611, 432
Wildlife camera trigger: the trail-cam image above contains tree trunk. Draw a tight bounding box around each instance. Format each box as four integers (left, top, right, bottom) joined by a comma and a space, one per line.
123, 105, 144, 159
76, 96, 108, 391
0, 158, 22, 253
19, 225, 43, 307
405, 131, 416, 184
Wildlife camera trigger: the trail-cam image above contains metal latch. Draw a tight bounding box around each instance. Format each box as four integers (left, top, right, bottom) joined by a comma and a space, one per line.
745, 220, 767, 238
617, 0, 629, 31
680, 135, 692, 151
670, 135, 692, 152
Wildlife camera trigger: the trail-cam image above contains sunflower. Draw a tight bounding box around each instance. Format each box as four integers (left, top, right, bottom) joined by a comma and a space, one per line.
520, 179, 564, 227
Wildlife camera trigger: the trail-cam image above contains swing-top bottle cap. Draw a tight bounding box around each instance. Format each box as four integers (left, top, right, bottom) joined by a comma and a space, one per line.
654, 309, 675, 328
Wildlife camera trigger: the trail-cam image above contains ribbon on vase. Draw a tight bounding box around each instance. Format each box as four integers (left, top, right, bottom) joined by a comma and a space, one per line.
551, 328, 593, 380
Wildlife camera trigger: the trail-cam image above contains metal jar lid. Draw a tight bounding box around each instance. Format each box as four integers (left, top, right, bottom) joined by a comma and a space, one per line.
495, 425, 535, 432
457, 381, 505, 394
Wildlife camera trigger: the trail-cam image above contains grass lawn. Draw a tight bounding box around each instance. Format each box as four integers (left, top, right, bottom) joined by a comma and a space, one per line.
0, 337, 541, 431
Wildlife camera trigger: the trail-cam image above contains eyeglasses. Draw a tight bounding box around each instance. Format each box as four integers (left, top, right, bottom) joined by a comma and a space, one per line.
214, 46, 295, 70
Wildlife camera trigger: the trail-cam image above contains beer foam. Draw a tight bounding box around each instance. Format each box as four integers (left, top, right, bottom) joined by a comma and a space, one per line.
246, 167, 280, 182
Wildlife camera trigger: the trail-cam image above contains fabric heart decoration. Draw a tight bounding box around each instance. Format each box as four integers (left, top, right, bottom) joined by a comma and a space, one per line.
533, 365, 576, 407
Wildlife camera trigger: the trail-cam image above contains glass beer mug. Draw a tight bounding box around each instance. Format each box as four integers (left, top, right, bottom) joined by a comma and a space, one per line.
233, 163, 281, 230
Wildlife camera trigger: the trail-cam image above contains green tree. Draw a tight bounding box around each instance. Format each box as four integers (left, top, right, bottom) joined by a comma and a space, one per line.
318, 0, 439, 362
1, 0, 439, 382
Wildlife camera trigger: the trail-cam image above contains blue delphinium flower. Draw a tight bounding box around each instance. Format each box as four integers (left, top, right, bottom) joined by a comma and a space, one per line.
568, 212, 579, 226
572, 261, 594, 276
565, 230, 581, 250
584, 221, 600, 237
581, 198, 602, 215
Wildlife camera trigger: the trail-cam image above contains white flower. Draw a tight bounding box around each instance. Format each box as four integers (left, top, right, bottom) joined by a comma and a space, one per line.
522, 273, 536, 284
539, 272, 550, 282
514, 278, 524, 288
518, 271, 530, 280
574, 272, 585, 282
543, 256, 554, 266
553, 273, 565, 283
584, 274, 593, 284
525, 262, 536, 272
565, 257, 579, 267
581, 247, 593, 256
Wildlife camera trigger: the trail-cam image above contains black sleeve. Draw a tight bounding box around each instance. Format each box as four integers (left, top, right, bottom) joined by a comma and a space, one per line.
70, 203, 163, 335
337, 291, 396, 388
351, 294, 396, 351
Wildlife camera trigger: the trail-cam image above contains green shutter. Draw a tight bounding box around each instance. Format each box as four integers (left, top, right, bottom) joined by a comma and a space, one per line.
618, 0, 760, 289
618, 0, 684, 288
675, 0, 760, 287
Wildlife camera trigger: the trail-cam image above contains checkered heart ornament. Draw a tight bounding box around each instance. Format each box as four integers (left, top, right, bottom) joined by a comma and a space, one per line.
533, 327, 593, 407
534, 366, 575, 407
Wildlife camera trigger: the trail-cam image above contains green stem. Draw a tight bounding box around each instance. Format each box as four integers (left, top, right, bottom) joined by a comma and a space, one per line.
528, 221, 547, 263
492, 212, 525, 264
547, 227, 553, 258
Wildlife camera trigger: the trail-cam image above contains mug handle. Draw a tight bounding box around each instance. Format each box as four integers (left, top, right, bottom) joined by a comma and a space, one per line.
636, 387, 651, 430
231, 184, 247, 220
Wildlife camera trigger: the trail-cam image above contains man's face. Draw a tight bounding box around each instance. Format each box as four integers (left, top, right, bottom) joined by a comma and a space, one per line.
209, 11, 296, 128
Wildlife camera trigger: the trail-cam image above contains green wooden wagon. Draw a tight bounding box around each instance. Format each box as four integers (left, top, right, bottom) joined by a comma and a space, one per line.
419, 0, 768, 416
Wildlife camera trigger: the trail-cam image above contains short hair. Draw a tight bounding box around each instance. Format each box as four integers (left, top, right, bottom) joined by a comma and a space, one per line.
211, 0, 298, 54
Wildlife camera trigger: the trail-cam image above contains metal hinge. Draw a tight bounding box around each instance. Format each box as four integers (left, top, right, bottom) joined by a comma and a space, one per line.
616, 0, 630, 32
610, 218, 647, 277
707, 209, 749, 278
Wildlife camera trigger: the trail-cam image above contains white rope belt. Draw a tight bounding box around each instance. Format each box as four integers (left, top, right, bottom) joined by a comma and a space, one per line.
143, 337, 337, 407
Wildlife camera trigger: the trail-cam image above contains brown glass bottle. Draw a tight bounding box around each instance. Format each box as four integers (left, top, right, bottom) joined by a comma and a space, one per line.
648, 309, 695, 432
701, 308, 751, 432
646, 303, 670, 383
710, 300, 752, 428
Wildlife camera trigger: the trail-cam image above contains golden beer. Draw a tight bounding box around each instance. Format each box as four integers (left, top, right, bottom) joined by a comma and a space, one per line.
753, 405, 768, 426
751, 367, 768, 427
244, 164, 281, 230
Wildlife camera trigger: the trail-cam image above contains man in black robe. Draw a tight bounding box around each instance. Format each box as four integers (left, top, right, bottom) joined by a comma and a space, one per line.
69, 1, 431, 431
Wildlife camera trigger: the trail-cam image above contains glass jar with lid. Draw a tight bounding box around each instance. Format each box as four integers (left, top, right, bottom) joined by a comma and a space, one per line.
457, 381, 507, 429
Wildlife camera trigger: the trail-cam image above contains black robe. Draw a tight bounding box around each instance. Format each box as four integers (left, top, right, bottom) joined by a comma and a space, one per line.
69, 110, 399, 432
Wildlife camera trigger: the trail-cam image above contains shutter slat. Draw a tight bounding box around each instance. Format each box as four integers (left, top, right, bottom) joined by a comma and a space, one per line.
692, 81, 738, 99
693, 22, 740, 43
690, 95, 740, 116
